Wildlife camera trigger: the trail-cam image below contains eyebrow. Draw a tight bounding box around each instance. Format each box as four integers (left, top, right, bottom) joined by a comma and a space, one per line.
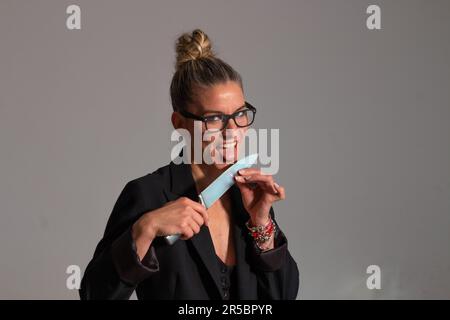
201, 103, 246, 115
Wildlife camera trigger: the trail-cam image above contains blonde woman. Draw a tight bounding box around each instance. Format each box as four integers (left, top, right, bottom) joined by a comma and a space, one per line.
80, 29, 299, 300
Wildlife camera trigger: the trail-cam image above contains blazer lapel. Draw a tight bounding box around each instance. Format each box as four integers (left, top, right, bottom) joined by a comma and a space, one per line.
162, 161, 224, 299
229, 184, 258, 299
162, 160, 259, 299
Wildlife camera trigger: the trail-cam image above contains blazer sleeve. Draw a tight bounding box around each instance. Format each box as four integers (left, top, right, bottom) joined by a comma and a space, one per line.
79, 180, 159, 300
249, 207, 300, 300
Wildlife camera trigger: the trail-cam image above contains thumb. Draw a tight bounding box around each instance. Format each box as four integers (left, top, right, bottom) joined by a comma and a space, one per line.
235, 180, 252, 198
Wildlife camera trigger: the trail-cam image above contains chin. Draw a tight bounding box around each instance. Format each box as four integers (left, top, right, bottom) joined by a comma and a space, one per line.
213, 162, 231, 170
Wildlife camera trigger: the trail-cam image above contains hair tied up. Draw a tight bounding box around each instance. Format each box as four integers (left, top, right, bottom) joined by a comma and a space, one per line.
170, 29, 243, 112
175, 29, 215, 70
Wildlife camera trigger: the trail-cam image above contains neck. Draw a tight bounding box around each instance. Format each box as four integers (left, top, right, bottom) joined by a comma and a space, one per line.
190, 163, 230, 193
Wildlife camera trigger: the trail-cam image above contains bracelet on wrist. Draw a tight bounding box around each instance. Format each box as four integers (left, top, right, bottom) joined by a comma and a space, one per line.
245, 217, 276, 249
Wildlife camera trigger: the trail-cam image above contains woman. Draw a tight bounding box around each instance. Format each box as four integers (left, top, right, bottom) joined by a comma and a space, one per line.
79, 29, 299, 300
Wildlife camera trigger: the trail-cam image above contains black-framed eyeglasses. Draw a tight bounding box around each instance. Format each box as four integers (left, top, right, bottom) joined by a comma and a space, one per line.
177, 101, 257, 132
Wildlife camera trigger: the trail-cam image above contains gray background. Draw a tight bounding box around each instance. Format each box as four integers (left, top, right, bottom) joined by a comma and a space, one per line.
0, 0, 449, 299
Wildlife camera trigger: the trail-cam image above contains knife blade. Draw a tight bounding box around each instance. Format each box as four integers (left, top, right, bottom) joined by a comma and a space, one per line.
164, 153, 259, 245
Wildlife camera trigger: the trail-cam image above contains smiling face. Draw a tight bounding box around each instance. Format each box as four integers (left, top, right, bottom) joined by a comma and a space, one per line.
172, 81, 248, 170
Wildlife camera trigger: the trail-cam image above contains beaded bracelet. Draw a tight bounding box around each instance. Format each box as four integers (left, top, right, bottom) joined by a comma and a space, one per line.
245, 217, 276, 249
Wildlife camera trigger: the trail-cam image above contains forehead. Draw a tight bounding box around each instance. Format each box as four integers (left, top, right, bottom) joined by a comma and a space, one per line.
191, 82, 245, 114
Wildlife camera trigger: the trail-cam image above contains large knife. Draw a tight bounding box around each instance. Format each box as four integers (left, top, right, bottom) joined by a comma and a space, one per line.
164, 153, 259, 245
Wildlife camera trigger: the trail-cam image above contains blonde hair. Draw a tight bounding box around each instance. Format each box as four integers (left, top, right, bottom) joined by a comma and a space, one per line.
170, 29, 243, 112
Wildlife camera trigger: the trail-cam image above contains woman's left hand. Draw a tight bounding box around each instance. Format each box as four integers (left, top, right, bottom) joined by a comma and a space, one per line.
234, 168, 285, 226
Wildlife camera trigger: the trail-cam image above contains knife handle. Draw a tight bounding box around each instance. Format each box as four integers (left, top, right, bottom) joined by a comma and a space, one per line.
164, 234, 181, 245
163, 195, 206, 245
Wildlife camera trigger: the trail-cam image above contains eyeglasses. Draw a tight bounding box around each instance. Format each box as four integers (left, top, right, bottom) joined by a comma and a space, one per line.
177, 101, 257, 132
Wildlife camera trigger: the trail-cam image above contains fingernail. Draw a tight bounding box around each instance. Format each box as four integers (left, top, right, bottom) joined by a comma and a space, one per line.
244, 175, 251, 181
238, 169, 245, 174
274, 182, 280, 188
235, 176, 244, 182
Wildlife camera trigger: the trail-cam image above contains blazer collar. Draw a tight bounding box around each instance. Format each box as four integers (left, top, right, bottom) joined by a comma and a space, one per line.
168, 160, 198, 197
162, 160, 258, 299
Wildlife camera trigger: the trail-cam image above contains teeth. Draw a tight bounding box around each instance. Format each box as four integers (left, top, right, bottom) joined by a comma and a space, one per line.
223, 141, 236, 148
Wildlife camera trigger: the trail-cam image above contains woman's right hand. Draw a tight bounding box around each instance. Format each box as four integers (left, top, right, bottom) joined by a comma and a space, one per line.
131, 197, 209, 260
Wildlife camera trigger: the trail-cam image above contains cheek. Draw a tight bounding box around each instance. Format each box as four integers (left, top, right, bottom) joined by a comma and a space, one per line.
235, 128, 247, 143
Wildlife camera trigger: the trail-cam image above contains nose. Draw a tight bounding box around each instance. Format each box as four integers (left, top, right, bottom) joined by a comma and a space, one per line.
222, 117, 239, 141
224, 116, 238, 130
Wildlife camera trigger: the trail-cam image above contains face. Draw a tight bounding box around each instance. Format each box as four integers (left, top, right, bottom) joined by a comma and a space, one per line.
172, 81, 248, 170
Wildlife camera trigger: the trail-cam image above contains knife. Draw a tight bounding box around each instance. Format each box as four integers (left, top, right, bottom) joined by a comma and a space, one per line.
164, 153, 259, 245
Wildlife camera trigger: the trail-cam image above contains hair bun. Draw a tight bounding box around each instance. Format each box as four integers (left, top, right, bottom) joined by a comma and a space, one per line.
175, 29, 215, 70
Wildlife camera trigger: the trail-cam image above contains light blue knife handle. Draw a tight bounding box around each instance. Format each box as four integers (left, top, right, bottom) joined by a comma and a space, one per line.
164, 234, 181, 245
163, 154, 258, 245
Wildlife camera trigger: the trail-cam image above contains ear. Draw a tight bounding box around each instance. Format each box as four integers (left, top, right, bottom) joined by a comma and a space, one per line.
171, 111, 183, 129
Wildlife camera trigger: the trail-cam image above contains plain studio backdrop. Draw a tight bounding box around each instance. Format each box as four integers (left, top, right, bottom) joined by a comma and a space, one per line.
0, 0, 449, 299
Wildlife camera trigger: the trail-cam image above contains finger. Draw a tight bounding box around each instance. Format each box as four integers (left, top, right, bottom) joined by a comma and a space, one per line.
274, 183, 286, 200
190, 209, 206, 228
235, 175, 275, 193
194, 205, 209, 227
237, 174, 278, 194
238, 168, 261, 176
234, 176, 256, 190
183, 197, 208, 214
234, 178, 253, 197
188, 217, 201, 235
238, 169, 277, 190
180, 225, 194, 240
182, 197, 209, 225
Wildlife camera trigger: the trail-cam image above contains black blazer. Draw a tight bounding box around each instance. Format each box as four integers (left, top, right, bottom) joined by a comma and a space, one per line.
79, 160, 299, 300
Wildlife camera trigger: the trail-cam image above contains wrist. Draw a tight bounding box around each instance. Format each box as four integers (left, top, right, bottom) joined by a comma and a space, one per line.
250, 215, 271, 227
132, 217, 156, 243
255, 233, 274, 251
246, 216, 276, 251
132, 218, 156, 262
